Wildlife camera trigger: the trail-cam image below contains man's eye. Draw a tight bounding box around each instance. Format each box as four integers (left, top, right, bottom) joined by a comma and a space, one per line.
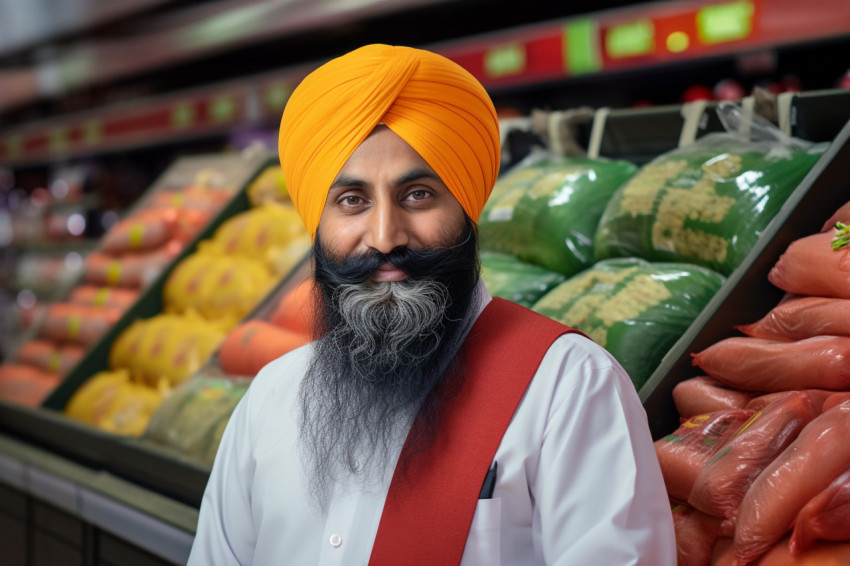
408, 190, 430, 201
342, 195, 363, 205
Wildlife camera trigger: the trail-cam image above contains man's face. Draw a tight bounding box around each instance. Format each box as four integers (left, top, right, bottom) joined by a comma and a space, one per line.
316, 125, 467, 279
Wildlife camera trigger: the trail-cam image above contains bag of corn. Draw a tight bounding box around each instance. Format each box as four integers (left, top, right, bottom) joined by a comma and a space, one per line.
143, 375, 250, 467
480, 251, 566, 308
478, 152, 637, 276
594, 109, 822, 276
532, 258, 725, 389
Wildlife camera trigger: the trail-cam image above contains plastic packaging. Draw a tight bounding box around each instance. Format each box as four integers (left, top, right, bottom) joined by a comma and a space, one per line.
692, 335, 850, 392
269, 276, 317, 336
653, 409, 753, 503
478, 151, 637, 275
217, 320, 309, 377
143, 375, 250, 467
736, 295, 850, 341
672, 504, 723, 566
673, 376, 756, 419
480, 251, 566, 308
594, 103, 822, 276
768, 231, 850, 299
790, 469, 850, 555
688, 391, 822, 525
532, 258, 725, 389
734, 403, 850, 565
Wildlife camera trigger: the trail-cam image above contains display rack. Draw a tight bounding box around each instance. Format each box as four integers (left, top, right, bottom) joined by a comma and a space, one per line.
2, 0, 849, 167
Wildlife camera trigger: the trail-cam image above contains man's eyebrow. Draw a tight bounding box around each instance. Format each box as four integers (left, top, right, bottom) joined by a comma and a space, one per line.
329, 175, 365, 189
393, 168, 442, 187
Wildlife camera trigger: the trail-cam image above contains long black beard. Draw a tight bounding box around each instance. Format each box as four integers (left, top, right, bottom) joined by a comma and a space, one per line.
299, 221, 480, 509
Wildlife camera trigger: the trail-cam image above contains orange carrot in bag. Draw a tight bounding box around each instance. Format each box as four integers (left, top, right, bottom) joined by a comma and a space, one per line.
768, 232, 850, 299
736, 296, 850, 341
218, 320, 310, 377
692, 336, 850, 392
673, 376, 757, 419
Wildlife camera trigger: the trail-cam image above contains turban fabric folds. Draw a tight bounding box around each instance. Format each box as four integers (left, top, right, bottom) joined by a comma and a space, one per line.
278, 44, 501, 239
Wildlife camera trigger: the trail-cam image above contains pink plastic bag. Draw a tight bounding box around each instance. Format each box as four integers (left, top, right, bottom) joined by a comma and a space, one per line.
672, 504, 723, 566
673, 376, 756, 419
688, 391, 821, 525
734, 403, 850, 565
768, 232, 850, 299
692, 336, 850, 392
789, 469, 850, 556
654, 409, 753, 503
736, 296, 850, 341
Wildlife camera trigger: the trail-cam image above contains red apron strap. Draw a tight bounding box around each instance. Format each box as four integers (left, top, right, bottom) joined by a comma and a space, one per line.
369, 298, 580, 566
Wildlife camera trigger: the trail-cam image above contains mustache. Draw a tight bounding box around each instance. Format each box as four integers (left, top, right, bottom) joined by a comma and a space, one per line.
313, 227, 477, 286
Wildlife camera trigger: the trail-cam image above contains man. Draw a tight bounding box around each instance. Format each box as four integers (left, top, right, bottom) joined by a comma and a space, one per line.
189, 44, 675, 565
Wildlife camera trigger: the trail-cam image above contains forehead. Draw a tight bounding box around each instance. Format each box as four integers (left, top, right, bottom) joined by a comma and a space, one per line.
335, 126, 438, 180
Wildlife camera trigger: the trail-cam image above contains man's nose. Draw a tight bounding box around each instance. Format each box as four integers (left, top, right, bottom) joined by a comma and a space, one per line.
364, 199, 409, 254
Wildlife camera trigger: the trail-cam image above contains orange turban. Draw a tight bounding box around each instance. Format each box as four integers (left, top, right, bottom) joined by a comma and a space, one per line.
279, 44, 501, 240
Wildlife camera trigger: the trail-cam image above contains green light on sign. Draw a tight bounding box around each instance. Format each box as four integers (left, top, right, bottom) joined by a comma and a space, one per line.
211, 96, 236, 122
697, 1, 754, 44
565, 19, 602, 75
266, 84, 291, 111
606, 19, 655, 58
484, 43, 526, 78
83, 121, 102, 145
172, 103, 196, 128
7, 135, 23, 158
49, 128, 68, 152
667, 31, 690, 53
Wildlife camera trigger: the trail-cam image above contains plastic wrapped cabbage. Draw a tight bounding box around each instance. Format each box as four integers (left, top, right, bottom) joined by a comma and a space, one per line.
594, 109, 823, 276
143, 375, 250, 467
532, 258, 725, 390
479, 153, 637, 276
480, 251, 566, 308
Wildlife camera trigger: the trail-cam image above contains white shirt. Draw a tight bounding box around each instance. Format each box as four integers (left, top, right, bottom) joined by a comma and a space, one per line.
188, 286, 675, 565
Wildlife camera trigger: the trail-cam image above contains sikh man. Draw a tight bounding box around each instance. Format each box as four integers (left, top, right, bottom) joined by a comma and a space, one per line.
188, 44, 675, 565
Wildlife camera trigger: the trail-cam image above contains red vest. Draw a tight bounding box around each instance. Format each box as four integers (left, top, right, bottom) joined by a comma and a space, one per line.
369, 298, 580, 565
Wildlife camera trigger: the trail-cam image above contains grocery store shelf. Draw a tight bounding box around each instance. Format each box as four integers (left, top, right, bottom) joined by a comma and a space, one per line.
5, 238, 100, 254
0, 432, 196, 564
2, 0, 849, 167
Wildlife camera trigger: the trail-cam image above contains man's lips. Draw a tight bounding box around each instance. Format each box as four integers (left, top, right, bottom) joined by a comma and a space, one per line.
371, 262, 408, 282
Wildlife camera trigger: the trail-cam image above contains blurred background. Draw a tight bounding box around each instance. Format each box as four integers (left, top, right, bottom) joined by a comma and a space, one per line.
1, 0, 849, 356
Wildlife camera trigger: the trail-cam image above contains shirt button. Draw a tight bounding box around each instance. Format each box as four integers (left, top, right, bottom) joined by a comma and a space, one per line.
329, 534, 343, 548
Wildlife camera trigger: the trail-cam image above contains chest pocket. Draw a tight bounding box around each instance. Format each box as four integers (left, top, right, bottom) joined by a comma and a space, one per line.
460, 498, 502, 566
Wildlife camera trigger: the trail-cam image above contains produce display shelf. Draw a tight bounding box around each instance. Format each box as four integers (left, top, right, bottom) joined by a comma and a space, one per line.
0, 149, 274, 488
2, 0, 849, 167
640, 117, 850, 439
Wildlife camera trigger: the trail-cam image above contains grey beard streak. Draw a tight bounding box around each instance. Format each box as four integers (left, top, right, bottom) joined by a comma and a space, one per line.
299, 277, 470, 511
334, 279, 449, 380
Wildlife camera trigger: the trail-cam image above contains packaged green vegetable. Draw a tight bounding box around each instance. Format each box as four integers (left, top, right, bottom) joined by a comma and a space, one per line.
532, 258, 725, 390
594, 104, 823, 276
143, 374, 250, 467
479, 151, 637, 276
480, 251, 566, 308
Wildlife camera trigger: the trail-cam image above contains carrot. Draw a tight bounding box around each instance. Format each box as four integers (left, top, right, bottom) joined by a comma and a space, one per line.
99, 209, 177, 254
688, 391, 822, 525
0, 364, 60, 407
692, 335, 850, 392
789, 469, 850, 556
768, 232, 850, 299
713, 536, 850, 566
673, 376, 756, 419
736, 296, 850, 341
218, 320, 310, 377
671, 504, 723, 566
734, 403, 850, 565
70, 285, 140, 310
654, 409, 753, 503
269, 277, 317, 336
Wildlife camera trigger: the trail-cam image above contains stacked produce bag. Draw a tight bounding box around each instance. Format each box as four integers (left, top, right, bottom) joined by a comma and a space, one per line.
654, 202, 850, 565
0, 173, 237, 407
63, 192, 310, 436
143, 270, 316, 466
525, 104, 823, 392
